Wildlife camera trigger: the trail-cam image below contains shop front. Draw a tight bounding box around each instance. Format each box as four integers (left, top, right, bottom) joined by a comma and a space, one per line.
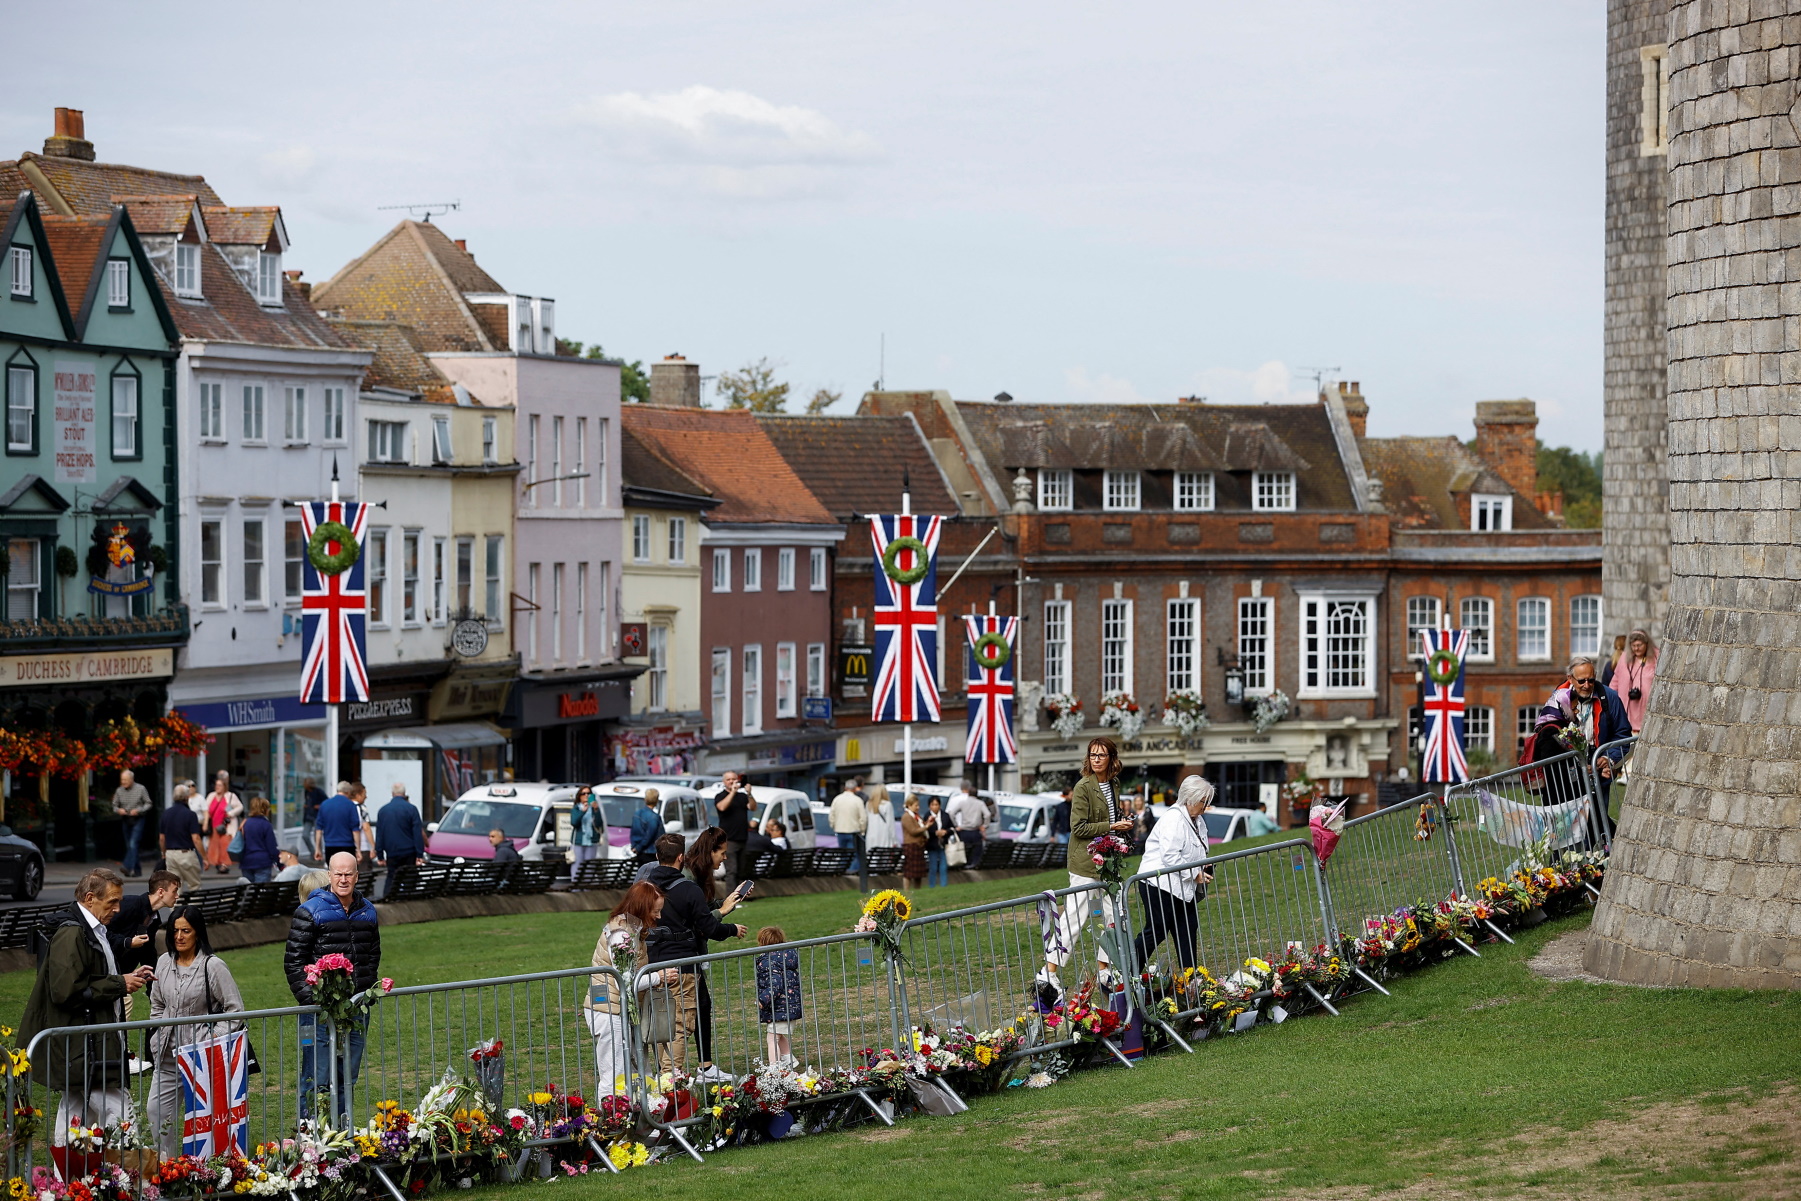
0, 646, 180, 862
834, 721, 977, 793
699, 731, 837, 795
607, 720, 708, 777
507, 667, 639, 784
360, 722, 510, 819
169, 694, 327, 832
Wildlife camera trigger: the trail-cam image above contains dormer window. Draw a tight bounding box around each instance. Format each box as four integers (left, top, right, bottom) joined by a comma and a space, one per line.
1252, 471, 1295, 511
534, 298, 554, 352
1103, 470, 1141, 512
174, 244, 201, 297
107, 259, 131, 309
515, 297, 534, 353
9, 247, 32, 298
1174, 471, 1215, 512
1472, 493, 1512, 531
1037, 468, 1072, 511
256, 251, 282, 304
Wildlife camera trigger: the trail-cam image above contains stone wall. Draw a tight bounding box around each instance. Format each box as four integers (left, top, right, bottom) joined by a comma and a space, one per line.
1584, 2, 1801, 989
1603, 0, 1672, 642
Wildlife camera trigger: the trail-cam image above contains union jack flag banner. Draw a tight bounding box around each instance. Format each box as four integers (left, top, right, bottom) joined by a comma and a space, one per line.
177, 1030, 249, 1158
870, 514, 944, 723
964, 614, 1018, 764
1419, 627, 1471, 784
299, 501, 370, 704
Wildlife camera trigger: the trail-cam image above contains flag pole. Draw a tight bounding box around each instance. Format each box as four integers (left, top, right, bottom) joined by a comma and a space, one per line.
986, 598, 996, 796
901, 488, 912, 807
325, 459, 342, 819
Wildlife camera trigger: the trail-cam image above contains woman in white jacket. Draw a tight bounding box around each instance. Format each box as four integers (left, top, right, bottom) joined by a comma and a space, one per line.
1131, 775, 1216, 973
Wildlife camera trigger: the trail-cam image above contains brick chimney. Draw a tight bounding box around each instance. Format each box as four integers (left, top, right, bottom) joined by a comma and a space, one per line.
454, 239, 467, 253
284, 269, 311, 302
648, 354, 702, 408
1473, 399, 1538, 498
44, 108, 95, 162
1338, 380, 1368, 438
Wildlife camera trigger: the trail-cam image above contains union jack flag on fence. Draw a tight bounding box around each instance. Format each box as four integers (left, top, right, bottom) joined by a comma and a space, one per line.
298, 501, 370, 704
177, 1030, 249, 1158
870, 514, 943, 723
1419, 626, 1470, 784
964, 614, 1018, 764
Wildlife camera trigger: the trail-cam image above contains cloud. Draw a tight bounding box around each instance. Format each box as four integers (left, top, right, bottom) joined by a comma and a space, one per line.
1063, 366, 1153, 405
1189, 360, 1320, 406
258, 144, 319, 190
572, 85, 878, 168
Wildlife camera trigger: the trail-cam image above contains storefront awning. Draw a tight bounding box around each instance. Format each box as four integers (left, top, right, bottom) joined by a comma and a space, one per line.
362, 722, 509, 751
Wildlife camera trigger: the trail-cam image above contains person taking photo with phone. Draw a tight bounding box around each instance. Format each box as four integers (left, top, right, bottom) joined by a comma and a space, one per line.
711, 772, 753, 893
642, 831, 745, 1080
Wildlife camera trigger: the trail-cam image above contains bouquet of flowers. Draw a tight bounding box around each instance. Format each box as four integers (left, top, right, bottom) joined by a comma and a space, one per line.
1085, 833, 1132, 885
466, 1038, 504, 1111
305, 954, 393, 1030
854, 889, 912, 967
1043, 692, 1086, 740
1055, 980, 1124, 1041
1159, 689, 1210, 736
1099, 692, 1144, 743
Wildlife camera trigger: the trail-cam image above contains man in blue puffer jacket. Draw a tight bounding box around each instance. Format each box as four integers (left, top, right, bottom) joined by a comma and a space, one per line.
284, 852, 381, 1122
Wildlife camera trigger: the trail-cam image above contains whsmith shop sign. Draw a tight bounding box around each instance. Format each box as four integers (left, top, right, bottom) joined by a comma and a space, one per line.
0, 648, 174, 687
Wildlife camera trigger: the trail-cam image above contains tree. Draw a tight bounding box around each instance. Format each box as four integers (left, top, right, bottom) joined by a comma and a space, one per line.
805, 387, 842, 414
1536, 442, 1603, 528
716, 358, 790, 412
555, 339, 650, 403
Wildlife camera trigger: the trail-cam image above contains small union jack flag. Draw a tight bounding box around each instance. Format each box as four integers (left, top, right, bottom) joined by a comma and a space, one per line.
1419, 627, 1471, 784
964, 615, 1018, 765
177, 1030, 249, 1158
298, 501, 370, 705
870, 514, 943, 723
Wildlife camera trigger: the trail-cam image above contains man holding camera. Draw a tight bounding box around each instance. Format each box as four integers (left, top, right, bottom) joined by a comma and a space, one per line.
712, 771, 753, 893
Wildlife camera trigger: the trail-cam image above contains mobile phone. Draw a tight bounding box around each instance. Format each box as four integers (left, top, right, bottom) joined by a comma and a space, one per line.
734, 880, 755, 899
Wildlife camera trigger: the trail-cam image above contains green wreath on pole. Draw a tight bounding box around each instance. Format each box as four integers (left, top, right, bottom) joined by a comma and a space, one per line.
307, 521, 360, 576
972, 631, 1011, 671
880, 535, 930, 586
1426, 647, 1461, 687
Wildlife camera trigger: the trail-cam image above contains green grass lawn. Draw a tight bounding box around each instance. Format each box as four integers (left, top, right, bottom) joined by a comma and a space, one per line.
10, 846, 1797, 1198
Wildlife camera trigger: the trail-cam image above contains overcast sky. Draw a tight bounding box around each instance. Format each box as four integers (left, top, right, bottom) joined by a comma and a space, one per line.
7, 2, 1603, 448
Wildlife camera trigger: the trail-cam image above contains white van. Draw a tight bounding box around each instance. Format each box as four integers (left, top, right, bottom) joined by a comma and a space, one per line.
746, 786, 817, 851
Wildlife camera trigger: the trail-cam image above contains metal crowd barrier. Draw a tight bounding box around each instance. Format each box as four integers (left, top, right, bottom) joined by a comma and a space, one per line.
1590, 735, 1636, 846
1315, 794, 1462, 950
1441, 748, 1603, 905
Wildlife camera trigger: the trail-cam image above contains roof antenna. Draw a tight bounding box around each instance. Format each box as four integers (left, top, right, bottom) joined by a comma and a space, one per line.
1299, 365, 1341, 400
376, 200, 462, 223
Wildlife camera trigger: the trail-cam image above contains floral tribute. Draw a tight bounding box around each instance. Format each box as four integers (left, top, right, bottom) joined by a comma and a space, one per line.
854, 890, 912, 966
305, 956, 393, 1031
1085, 834, 1132, 885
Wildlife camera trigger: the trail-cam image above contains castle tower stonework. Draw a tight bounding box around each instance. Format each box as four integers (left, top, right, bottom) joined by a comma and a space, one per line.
1603, 0, 1671, 641
1585, 3, 1801, 989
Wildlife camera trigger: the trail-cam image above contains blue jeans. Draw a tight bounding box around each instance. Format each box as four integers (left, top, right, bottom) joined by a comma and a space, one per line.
298, 1014, 366, 1123
243, 866, 273, 883
926, 848, 947, 887
836, 832, 864, 874
120, 815, 145, 875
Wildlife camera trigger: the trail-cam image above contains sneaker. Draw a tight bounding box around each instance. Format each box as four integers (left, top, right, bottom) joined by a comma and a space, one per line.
1032, 967, 1063, 1013
695, 1064, 732, 1084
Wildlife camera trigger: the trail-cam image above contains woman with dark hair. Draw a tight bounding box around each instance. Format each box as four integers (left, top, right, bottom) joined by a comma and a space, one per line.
683, 828, 745, 1081
587, 882, 677, 1090
146, 906, 244, 1155
570, 786, 604, 869
1036, 736, 1137, 1008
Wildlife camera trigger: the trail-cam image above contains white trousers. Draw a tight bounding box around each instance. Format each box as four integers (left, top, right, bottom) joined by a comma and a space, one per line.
1050, 872, 1118, 969
585, 1009, 630, 1095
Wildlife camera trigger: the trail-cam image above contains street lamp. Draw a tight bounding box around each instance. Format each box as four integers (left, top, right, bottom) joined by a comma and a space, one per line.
1217, 647, 1245, 705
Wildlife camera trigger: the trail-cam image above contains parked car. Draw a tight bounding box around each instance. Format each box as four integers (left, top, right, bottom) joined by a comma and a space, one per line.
1202, 807, 1278, 845
425, 782, 584, 863
0, 828, 43, 899
551, 782, 687, 861
745, 786, 817, 851
807, 784, 1065, 844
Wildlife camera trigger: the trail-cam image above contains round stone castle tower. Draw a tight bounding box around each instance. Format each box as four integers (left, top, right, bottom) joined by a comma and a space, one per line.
1585, 3, 1801, 988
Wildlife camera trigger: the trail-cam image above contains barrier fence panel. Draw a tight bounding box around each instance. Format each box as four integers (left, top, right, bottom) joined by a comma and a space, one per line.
1441, 748, 1602, 899
12, 1002, 316, 1178
1320, 795, 1461, 945
1590, 736, 1636, 846
894, 879, 1119, 1053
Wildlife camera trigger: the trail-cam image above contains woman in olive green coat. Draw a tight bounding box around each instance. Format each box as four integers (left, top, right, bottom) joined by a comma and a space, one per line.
1035, 737, 1137, 1006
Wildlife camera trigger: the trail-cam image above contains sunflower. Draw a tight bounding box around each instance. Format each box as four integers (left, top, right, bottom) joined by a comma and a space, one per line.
862, 889, 913, 921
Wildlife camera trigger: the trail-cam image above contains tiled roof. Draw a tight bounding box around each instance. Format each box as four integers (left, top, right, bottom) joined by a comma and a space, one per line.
1359, 435, 1556, 530
328, 319, 455, 402
621, 408, 835, 525
956, 400, 1356, 510
622, 425, 714, 501
111, 195, 201, 237
753, 414, 959, 519
0, 153, 223, 213
167, 241, 351, 350
38, 214, 109, 319
311, 221, 507, 352
201, 205, 279, 248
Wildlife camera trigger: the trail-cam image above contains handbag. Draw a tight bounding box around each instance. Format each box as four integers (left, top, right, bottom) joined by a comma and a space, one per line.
227, 829, 244, 856
201, 955, 261, 1075
636, 980, 679, 1046
944, 832, 967, 867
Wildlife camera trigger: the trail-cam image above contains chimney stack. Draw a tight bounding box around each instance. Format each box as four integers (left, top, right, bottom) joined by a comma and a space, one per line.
44, 107, 95, 162
454, 239, 467, 252
1472, 399, 1538, 499
1337, 380, 1368, 438
648, 354, 702, 408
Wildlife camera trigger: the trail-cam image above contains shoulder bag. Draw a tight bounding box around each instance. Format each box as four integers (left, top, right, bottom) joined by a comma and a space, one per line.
201, 955, 262, 1075
636, 971, 679, 1047
943, 831, 967, 867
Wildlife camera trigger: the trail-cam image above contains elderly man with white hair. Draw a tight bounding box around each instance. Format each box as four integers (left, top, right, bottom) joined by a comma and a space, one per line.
1131, 774, 1218, 973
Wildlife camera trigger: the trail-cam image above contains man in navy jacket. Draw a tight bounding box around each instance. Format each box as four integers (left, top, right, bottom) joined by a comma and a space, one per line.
285, 853, 381, 1121
373, 785, 425, 900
